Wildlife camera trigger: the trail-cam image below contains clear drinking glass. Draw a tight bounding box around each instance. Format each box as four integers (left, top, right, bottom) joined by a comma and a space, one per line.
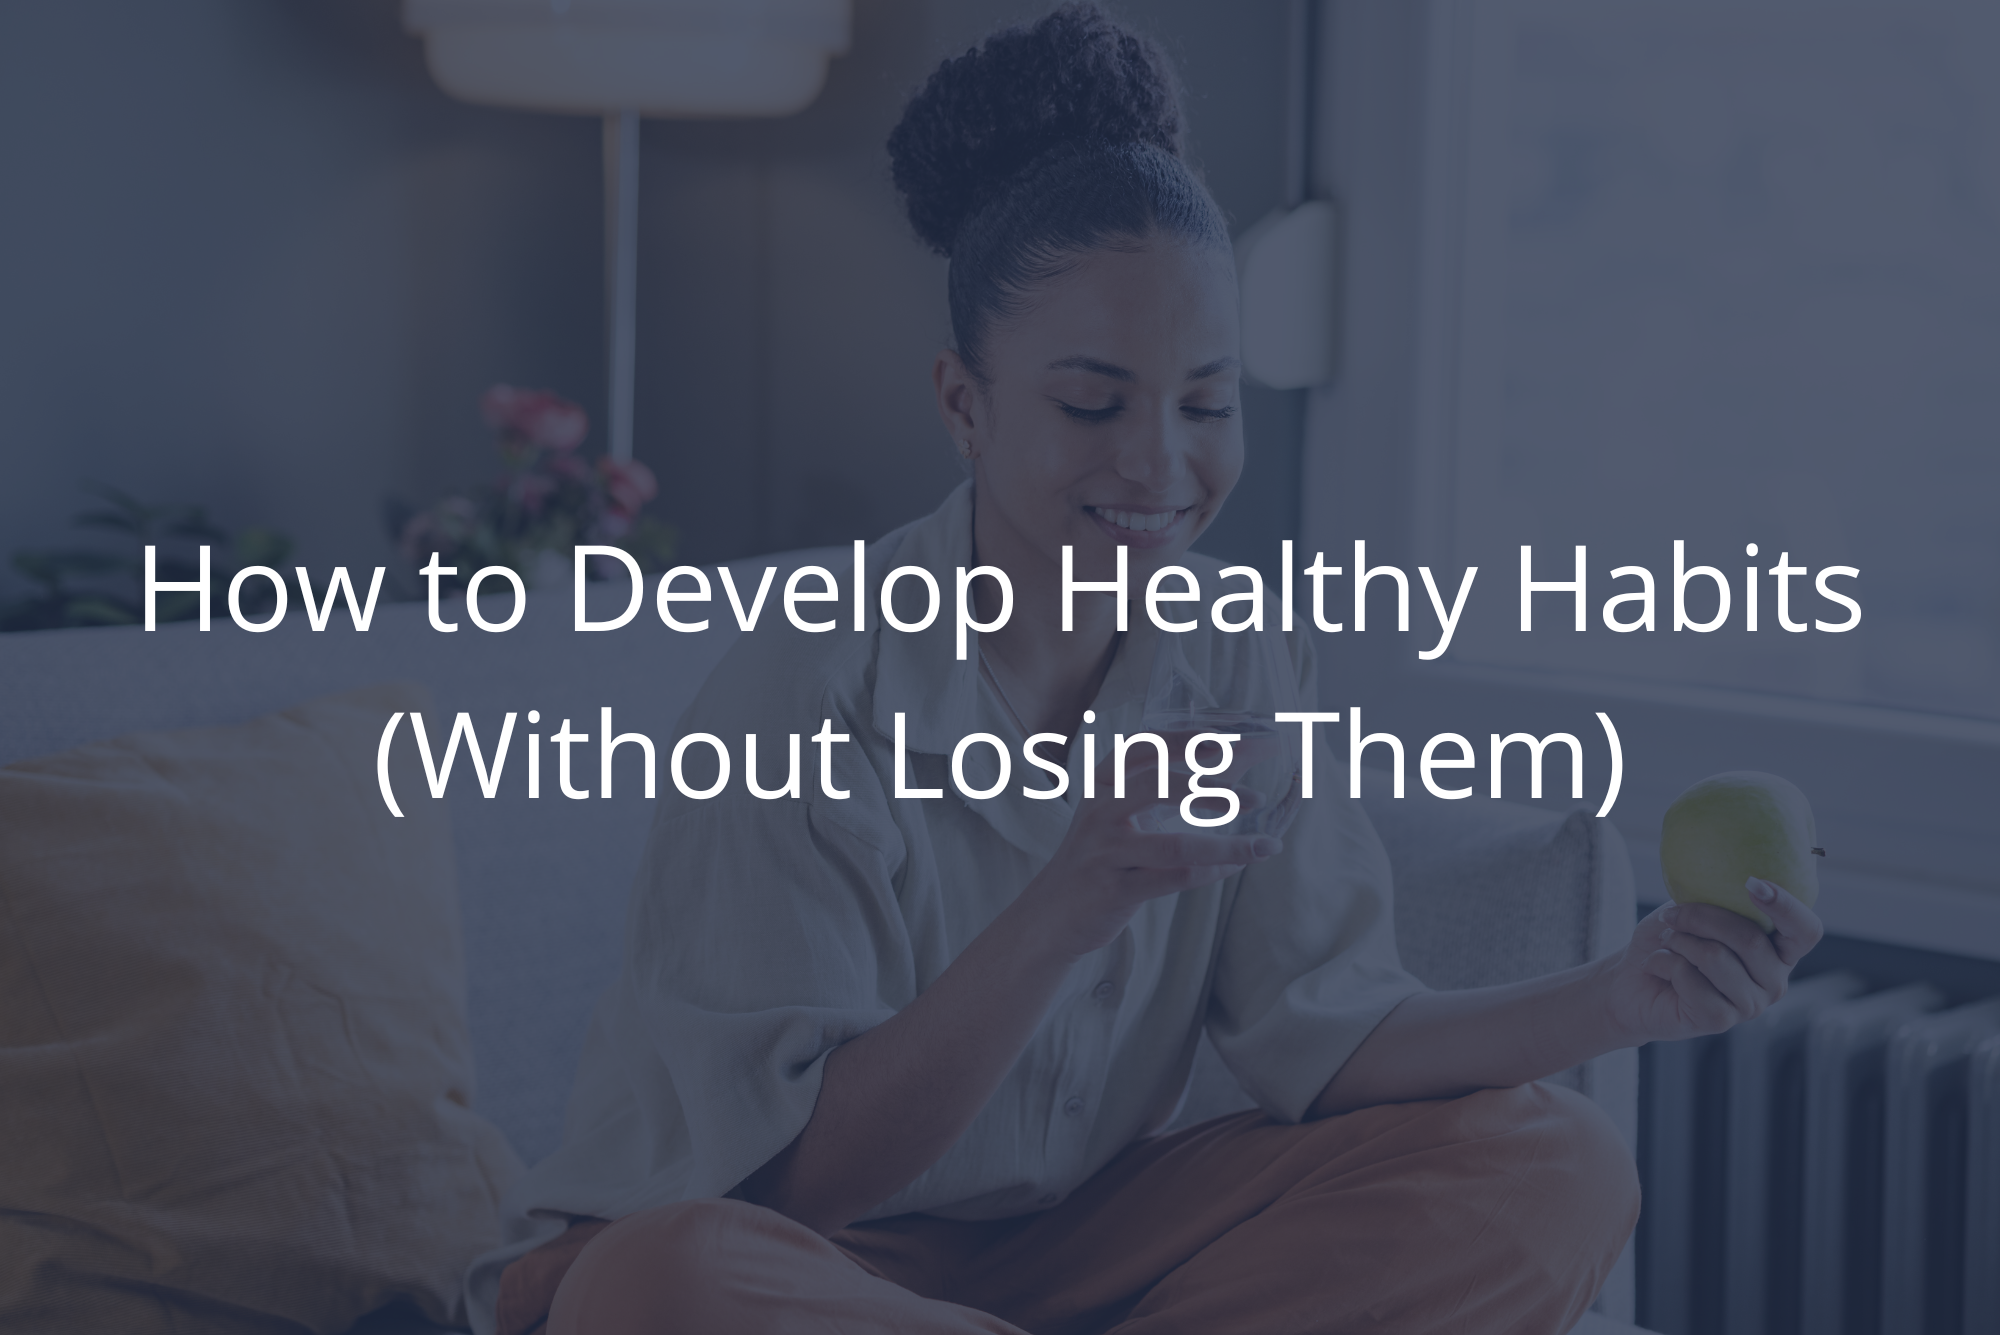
1131, 629, 1304, 839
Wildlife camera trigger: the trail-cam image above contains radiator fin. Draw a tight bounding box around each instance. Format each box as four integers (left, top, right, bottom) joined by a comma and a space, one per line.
1882, 999, 2000, 1335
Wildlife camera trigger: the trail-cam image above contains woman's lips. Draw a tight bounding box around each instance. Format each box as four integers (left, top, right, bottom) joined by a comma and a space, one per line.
1086, 505, 1193, 550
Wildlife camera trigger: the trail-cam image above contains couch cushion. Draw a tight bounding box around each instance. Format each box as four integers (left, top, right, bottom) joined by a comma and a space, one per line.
0, 562, 813, 1169
0, 684, 520, 1334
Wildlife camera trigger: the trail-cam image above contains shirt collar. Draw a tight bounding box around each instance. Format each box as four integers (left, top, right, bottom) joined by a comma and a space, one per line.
869, 483, 1193, 861
870, 480, 983, 754
869, 481, 1186, 754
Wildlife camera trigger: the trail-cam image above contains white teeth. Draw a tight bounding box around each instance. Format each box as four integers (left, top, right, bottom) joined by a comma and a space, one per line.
1097, 507, 1179, 532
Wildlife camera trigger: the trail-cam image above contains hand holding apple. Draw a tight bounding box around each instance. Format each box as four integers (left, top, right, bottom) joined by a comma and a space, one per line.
1309, 770, 1828, 1111
1592, 771, 1826, 1045
1660, 771, 1821, 930
1600, 881, 1822, 1044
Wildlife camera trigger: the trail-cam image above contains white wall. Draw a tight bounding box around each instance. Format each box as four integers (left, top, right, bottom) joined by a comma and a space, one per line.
0, 2, 605, 573
0, 0, 1307, 583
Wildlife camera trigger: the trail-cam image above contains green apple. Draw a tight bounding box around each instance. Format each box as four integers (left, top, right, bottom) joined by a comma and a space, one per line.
1660, 771, 1821, 930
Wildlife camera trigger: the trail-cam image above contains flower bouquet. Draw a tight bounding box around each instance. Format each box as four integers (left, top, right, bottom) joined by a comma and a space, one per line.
395, 385, 676, 593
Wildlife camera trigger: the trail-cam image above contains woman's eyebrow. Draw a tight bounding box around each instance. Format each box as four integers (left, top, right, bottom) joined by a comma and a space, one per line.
1043, 355, 1240, 382
1046, 355, 1135, 382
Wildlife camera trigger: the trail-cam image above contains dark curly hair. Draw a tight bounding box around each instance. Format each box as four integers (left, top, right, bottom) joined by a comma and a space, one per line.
887, 3, 1230, 379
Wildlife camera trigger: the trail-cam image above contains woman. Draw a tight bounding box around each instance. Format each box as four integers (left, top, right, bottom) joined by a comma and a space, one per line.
471, 8, 1822, 1332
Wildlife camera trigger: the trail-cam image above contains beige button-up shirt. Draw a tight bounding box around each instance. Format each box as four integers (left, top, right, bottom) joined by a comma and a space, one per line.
469, 482, 1423, 1326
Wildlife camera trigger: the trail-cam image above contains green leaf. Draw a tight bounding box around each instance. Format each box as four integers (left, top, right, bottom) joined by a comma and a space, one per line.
74, 509, 143, 534
234, 526, 294, 568
167, 509, 230, 543
38, 549, 128, 577
77, 484, 151, 525
64, 597, 139, 626
11, 551, 64, 587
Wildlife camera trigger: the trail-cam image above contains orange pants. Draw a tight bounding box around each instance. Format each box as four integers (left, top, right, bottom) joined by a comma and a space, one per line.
512, 1082, 1638, 1335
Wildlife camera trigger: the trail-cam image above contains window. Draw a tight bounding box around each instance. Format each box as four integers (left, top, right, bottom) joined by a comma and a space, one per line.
1419, 0, 2000, 724
1306, 0, 1998, 955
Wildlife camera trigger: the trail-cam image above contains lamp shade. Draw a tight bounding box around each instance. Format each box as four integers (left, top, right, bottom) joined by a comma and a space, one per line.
403, 0, 852, 117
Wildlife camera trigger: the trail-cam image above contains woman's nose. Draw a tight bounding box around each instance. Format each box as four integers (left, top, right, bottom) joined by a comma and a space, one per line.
1110, 406, 1187, 491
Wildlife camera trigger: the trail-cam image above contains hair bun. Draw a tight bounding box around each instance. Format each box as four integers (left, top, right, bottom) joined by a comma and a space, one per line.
888, 3, 1184, 257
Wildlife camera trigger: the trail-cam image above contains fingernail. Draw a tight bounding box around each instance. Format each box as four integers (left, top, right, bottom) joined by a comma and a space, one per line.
1661, 905, 1680, 926
1660, 927, 1675, 944
1748, 878, 1776, 902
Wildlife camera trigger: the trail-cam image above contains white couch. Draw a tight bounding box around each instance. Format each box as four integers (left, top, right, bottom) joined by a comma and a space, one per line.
0, 550, 1647, 1334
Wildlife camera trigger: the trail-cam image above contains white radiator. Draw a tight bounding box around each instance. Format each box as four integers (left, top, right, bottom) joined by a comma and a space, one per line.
1802, 983, 1946, 1335
1968, 1036, 2000, 1332
1883, 1000, 2000, 1334
1640, 974, 2000, 1335
1728, 972, 1867, 1332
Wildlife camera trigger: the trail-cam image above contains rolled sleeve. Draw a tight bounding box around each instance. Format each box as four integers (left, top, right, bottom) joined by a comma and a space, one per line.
1203, 632, 1428, 1122
1205, 789, 1428, 1122
622, 788, 907, 1202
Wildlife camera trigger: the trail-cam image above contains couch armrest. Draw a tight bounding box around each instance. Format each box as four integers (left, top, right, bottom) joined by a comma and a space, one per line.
1172, 769, 1641, 1320
1363, 769, 1639, 1323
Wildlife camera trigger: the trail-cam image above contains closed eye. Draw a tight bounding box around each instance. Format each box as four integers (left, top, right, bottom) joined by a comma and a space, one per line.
1055, 400, 1122, 423
1182, 404, 1236, 421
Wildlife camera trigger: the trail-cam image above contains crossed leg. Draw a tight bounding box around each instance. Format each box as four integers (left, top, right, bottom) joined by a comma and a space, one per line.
541, 1081, 1639, 1335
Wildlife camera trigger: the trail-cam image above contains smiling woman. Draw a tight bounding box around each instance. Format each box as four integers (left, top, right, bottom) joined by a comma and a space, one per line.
456, 7, 1783, 1335
893, 25, 1245, 736
945, 237, 1246, 735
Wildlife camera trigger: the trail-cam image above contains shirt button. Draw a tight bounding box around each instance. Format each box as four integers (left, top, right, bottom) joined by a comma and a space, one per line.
1091, 980, 1116, 1000
1063, 1096, 1085, 1116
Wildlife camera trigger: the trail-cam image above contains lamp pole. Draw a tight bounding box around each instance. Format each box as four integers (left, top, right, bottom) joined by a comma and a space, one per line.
603, 109, 641, 462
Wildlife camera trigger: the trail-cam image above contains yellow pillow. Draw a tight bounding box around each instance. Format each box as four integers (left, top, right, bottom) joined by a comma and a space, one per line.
0, 683, 521, 1334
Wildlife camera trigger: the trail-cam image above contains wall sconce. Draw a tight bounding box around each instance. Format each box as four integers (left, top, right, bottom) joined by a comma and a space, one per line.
1237, 0, 1337, 392
1238, 199, 1338, 391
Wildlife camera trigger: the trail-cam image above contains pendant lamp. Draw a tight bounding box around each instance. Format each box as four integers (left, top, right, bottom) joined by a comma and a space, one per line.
404, 0, 852, 458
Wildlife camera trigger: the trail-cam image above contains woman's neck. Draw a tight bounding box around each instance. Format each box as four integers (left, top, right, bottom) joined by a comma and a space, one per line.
970, 494, 1123, 737
980, 594, 1121, 738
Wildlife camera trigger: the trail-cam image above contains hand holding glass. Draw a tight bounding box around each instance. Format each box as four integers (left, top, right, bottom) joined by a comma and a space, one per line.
1131, 632, 1303, 838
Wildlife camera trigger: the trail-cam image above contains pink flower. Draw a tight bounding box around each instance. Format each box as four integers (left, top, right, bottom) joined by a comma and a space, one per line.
398, 496, 477, 563
509, 473, 556, 516
479, 384, 588, 452
436, 495, 478, 530
397, 512, 434, 564
598, 456, 658, 516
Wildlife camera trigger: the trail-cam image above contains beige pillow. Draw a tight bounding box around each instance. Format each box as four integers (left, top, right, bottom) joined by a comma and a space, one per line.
0, 683, 521, 1334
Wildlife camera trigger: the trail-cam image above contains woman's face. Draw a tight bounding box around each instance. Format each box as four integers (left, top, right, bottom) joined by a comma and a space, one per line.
938, 236, 1244, 585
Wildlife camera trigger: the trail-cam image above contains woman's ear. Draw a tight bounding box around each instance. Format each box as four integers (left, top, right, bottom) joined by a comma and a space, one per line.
933, 348, 981, 460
